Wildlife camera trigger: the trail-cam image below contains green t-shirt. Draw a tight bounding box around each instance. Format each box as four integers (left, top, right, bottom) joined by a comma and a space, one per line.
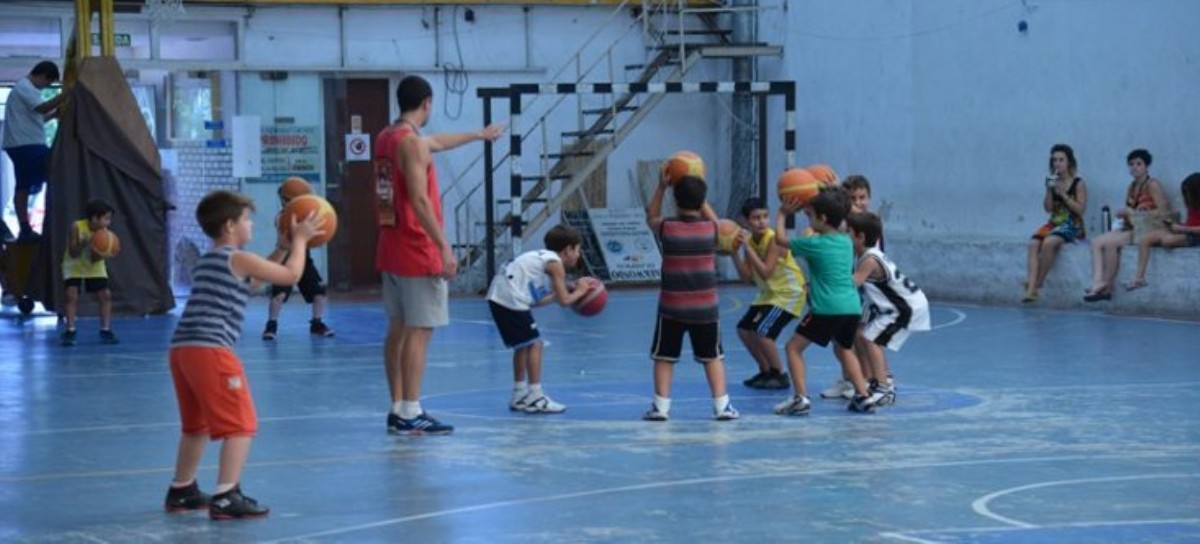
789, 232, 860, 315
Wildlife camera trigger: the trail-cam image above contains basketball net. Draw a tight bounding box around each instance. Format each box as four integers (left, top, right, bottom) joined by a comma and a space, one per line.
144, 0, 186, 29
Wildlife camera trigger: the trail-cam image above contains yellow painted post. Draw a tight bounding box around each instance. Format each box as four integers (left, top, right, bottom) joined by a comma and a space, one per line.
99, 0, 115, 57
74, 0, 90, 61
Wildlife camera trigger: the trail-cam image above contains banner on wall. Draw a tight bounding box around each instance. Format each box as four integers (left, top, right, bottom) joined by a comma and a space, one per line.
248, 125, 320, 185
588, 208, 662, 283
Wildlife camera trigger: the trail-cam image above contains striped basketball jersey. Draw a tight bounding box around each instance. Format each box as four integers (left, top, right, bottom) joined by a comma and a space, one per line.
171, 246, 251, 348
657, 216, 718, 323
62, 219, 107, 279
858, 247, 930, 331
487, 249, 561, 311
747, 228, 807, 316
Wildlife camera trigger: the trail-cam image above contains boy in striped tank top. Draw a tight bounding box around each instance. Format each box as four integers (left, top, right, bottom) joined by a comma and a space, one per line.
164, 191, 324, 520
643, 174, 739, 421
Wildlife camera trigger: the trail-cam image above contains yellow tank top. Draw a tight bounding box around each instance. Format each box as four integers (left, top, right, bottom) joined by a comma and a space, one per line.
62, 219, 107, 279
749, 228, 807, 316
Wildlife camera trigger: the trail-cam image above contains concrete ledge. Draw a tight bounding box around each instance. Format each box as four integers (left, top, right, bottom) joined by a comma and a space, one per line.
886, 236, 1200, 320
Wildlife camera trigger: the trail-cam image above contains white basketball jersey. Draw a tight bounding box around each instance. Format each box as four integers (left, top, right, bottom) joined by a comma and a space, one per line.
487, 250, 562, 311
859, 247, 931, 331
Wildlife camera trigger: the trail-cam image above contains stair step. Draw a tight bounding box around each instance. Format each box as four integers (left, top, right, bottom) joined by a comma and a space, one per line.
662, 28, 732, 36
562, 129, 615, 138
543, 151, 595, 159
582, 106, 638, 115
520, 174, 571, 181
652, 41, 771, 50
497, 198, 548, 204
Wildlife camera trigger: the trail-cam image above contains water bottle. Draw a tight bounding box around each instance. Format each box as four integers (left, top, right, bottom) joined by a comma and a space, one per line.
1101, 205, 1111, 233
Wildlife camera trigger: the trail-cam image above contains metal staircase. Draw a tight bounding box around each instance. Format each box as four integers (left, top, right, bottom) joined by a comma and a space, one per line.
446, 0, 782, 292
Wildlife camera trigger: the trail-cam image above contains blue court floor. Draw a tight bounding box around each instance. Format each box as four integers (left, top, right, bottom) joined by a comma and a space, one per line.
1, 285, 1198, 543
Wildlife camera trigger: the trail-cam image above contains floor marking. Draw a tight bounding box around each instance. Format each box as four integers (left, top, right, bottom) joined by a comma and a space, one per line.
971, 473, 1200, 527
931, 307, 966, 330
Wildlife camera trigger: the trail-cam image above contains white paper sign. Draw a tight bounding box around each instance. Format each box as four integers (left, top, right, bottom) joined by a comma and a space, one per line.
231, 115, 262, 178
587, 208, 662, 283
345, 133, 371, 162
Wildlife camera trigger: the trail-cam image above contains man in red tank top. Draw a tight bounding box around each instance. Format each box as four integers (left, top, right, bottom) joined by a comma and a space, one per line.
374, 75, 504, 435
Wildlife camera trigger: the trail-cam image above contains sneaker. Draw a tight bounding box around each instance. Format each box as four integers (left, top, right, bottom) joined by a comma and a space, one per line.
773, 395, 812, 416
714, 403, 740, 421
309, 319, 335, 337
848, 394, 876, 414
642, 404, 669, 421
760, 371, 791, 390
523, 395, 566, 414
742, 371, 768, 388
99, 329, 120, 345
208, 485, 269, 520
261, 320, 277, 341
867, 379, 896, 407
61, 329, 77, 347
820, 379, 854, 399
509, 391, 530, 411
164, 481, 211, 512
390, 412, 454, 435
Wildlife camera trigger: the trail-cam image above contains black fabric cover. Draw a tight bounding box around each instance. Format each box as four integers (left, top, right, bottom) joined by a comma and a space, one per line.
30, 57, 174, 315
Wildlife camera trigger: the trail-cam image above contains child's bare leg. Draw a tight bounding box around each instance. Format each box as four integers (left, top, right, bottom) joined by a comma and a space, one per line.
63, 285, 79, 330
737, 327, 769, 374
98, 288, 113, 330
833, 345, 870, 397
756, 335, 785, 373
1035, 235, 1064, 289
311, 294, 326, 320
853, 331, 873, 380
512, 345, 529, 384
216, 435, 252, 490
652, 359, 675, 399
267, 292, 285, 321
525, 341, 544, 386
864, 341, 888, 384
171, 433, 208, 484
701, 358, 728, 398
783, 335, 810, 398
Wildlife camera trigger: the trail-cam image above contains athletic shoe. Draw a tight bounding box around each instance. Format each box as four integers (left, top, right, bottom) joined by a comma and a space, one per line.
714, 402, 740, 421
164, 481, 211, 512
867, 379, 896, 407
820, 379, 854, 399
390, 412, 454, 435
523, 395, 566, 414
642, 404, 669, 421
261, 320, 277, 341
848, 394, 876, 413
99, 329, 120, 345
61, 329, 77, 347
773, 395, 812, 416
309, 319, 335, 337
509, 391, 530, 411
209, 485, 269, 520
760, 371, 791, 390
742, 371, 768, 388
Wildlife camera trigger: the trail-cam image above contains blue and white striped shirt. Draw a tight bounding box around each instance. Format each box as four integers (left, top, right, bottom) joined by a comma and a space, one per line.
171, 246, 251, 348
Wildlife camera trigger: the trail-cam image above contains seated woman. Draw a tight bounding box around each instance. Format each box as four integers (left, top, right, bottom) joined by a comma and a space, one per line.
1023, 143, 1087, 303
1084, 148, 1170, 302
1125, 172, 1200, 290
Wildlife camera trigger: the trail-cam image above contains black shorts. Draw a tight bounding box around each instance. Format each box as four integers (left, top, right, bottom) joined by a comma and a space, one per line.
270, 253, 326, 303
5, 144, 49, 195
649, 316, 723, 363
794, 313, 859, 349
488, 300, 540, 349
736, 305, 797, 340
64, 277, 109, 294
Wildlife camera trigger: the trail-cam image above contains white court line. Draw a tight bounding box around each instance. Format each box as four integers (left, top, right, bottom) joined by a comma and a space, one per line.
261, 452, 1200, 543
971, 473, 1200, 527
882, 518, 1200, 542
931, 307, 966, 330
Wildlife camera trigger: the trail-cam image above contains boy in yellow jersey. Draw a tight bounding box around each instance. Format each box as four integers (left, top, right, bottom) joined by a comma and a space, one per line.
61, 199, 118, 346
730, 198, 807, 390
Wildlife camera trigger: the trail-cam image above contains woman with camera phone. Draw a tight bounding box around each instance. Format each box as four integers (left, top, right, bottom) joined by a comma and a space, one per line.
1023, 143, 1088, 303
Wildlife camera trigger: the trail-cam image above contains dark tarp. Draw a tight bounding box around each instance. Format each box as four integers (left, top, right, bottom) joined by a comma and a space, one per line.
30, 57, 174, 315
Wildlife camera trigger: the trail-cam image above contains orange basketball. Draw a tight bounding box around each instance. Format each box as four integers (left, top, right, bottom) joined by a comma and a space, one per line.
278, 194, 338, 247
279, 177, 313, 201
716, 219, 744, 255
806, 164, 839, 185
90, 228, 121, 258
573, 278, 608, 317
661, 150, 706, 185
777, 168, 823, 206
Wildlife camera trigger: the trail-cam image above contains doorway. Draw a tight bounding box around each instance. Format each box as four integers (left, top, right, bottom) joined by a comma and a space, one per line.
322, 78, 389, 291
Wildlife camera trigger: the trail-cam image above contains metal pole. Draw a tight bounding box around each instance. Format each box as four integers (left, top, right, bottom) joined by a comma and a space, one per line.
483, 96, 495, 281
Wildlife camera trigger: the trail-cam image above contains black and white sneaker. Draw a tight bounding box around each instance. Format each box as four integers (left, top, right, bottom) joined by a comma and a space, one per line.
164, 481, 211, 512
390, 412, 454, 435
773, 395, 812, 416
642, 404, 669, 421
209, 485, 269, 520
848, 394, 876, 413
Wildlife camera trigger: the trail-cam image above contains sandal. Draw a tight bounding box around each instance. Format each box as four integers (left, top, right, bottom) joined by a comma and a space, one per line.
1124, 279, 1148, 291
1021, 291, 1038, 303
1083, 291, 1112, 302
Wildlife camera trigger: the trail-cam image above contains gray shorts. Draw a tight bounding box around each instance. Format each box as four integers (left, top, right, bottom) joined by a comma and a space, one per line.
381, 273, 449, 327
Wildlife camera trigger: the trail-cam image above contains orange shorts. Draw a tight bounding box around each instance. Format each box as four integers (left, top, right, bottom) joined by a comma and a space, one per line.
169, 346, 258, 439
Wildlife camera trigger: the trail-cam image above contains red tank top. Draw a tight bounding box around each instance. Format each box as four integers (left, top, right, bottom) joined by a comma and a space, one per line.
374, 123, 443, 276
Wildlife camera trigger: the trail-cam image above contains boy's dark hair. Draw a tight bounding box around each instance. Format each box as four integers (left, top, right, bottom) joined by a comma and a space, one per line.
1048, 143, 1077, 175
1127, 148, 1152, 166
740, 197, 766, 218
544, 224, 583, 252
84, 199, 114, 220
31, 61, 60, 82
842, 174, 872, 195
396, 75, 433, 114
809, 185, 851, 229
1182, 172, 1200, 211
846, 211, 883, 248
196, 190, 255, 239
672, 175, 707, 212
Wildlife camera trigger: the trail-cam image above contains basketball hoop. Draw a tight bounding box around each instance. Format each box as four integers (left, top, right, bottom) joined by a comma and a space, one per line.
144, 0, 185, 29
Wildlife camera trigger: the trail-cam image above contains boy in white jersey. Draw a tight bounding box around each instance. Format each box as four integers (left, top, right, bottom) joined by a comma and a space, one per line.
487, 225, 591, 413
730, 198, 807, 390
846, 211, 930, 406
